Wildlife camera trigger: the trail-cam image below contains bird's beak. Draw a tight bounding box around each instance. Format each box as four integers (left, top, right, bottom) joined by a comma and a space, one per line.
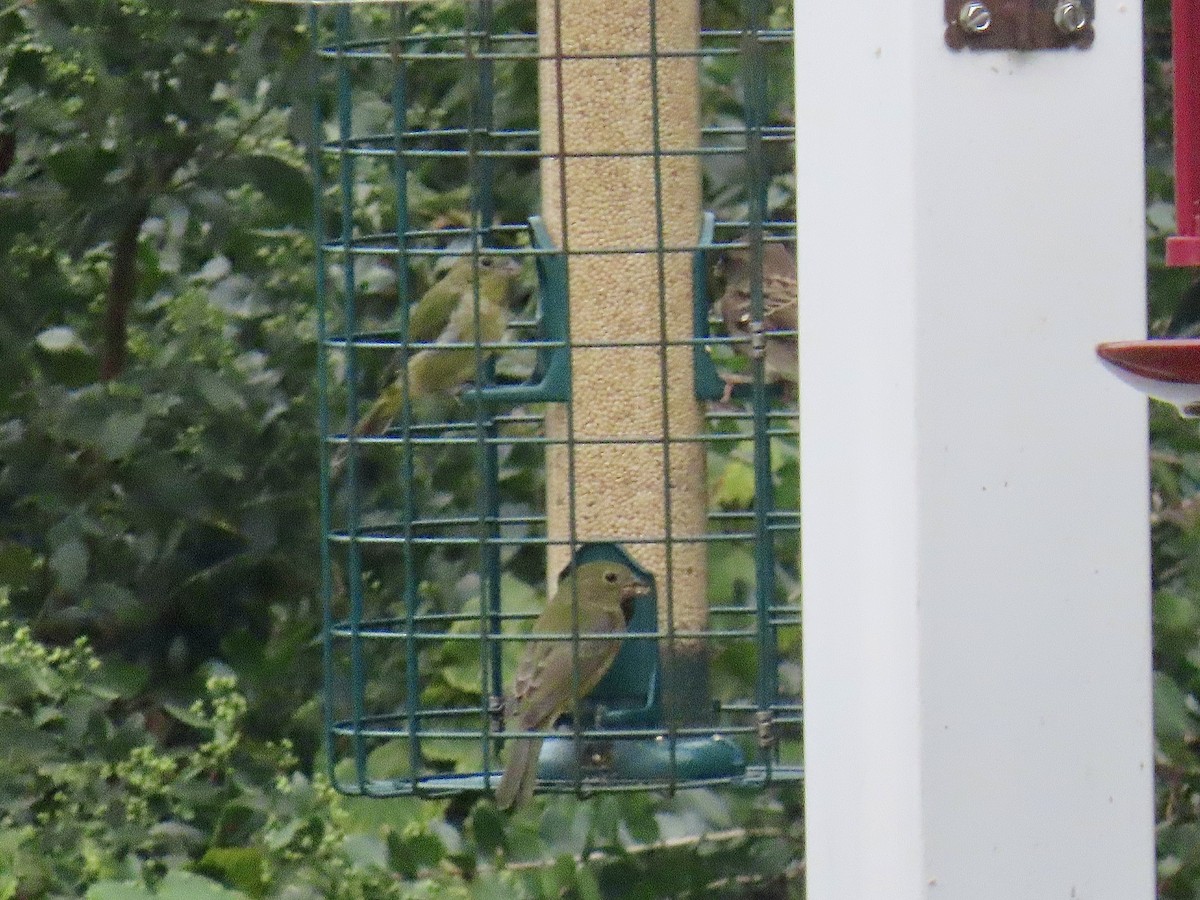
620, 579, 652, 600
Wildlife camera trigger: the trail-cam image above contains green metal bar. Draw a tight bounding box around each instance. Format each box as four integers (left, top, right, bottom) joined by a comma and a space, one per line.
742, 0, 780, 778
483, 412, 504, 789
327, 531, 795, 547
327, 333, 799, 354
334, 723, 765, 741
325, 428, 800, 448
317, 223, 796, 259
646, 0, 682, 794
318, 27, 794, 63
326, 766, 802, 800
473, 0, 497, 239
322, 141, 796, 163
324, 124, 796, 147
310, 3, 339, 793
311, 510, 799, 530
543, 0, 587, 800
330, 706, 799, 730
331, 625, 795, 642
462, 0, 502, 791
325, 605, 799, 628
324, 236, 799, 256
334, 4, 369, 795
692, 212, 728, 401
385, 3, 422, 797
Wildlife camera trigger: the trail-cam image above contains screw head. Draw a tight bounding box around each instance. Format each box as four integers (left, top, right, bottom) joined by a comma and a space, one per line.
957, 1, 993, 34
1053, 0, 1088, 33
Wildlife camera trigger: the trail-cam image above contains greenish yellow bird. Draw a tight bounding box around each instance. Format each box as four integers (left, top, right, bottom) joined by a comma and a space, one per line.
332, 254, 523, 474
495, 559, 650, 810
715, 241, 798, 402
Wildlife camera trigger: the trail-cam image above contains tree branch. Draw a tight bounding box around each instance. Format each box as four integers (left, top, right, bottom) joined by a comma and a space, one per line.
99, 202, 149, 382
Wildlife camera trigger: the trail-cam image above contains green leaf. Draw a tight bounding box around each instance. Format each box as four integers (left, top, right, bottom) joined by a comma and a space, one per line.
156, 871, 251, 900
441, 576, 542, 695
0, 716, 58, 765
85, 881, 157, 900
574, 863, 602, 900
45, 145, 120, 199
342, 833, 389, 870
1154, 671, 1196, 745
98, 411, 148, 461
49, 538, 88, 593
163, 701, 216, 731
467, 800, 506, 857
196, 848, 267, 898
94, 658, 150, 698
471, 870, 527, 900
713, 458, 755, 510
539, 855, 577, 900
707, 543, 755, 607
0, 542, 40, 591
35, 326, 87, 354
365, 739, 413, 780
195, 370, 247, 413
619, 794, 660, 844
387, 828, 445, 878
420, 736, 483, 774
238, 155, 313, 224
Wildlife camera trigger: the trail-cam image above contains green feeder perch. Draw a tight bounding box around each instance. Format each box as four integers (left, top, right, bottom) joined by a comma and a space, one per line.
282, 0, 801, 800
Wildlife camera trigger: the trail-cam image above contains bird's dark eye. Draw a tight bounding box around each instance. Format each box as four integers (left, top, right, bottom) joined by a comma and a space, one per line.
479, 257, 494, 268
604, 571, 618, 584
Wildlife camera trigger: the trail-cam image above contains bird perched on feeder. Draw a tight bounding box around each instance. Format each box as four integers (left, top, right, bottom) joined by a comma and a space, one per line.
495, 559, 650, 810
715, 240, 798, 402
332, 254, 523, 475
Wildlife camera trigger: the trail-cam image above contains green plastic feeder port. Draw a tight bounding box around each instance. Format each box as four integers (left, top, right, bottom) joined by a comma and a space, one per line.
530, 543, 747, 787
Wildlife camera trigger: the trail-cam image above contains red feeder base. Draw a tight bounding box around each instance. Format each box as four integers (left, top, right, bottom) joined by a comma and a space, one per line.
1097, 339, 1200, 416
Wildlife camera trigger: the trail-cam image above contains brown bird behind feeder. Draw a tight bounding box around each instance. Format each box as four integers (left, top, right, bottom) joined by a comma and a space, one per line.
715, 240, 798, 403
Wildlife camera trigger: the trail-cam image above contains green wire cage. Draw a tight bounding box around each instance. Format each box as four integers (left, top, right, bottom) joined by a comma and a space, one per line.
298, 0, 800, 799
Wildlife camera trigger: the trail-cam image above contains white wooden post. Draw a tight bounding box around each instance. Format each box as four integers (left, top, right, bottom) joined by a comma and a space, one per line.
795, 3, 1155, 898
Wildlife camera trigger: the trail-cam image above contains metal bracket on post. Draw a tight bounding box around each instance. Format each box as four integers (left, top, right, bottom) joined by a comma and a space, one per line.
945, 0, 1094, 51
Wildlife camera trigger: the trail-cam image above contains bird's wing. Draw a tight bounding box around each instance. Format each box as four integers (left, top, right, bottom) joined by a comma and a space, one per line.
406, 280, 461, 343
763, 281, 798, 332
513, 602, 628, 729
436, 286, 507, 347
512, 635, 555, 705
513, 636, 621, 729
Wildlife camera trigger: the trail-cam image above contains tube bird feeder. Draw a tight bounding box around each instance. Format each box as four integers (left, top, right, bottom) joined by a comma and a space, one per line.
537, 0, 712, 726
271, 0, 801, 800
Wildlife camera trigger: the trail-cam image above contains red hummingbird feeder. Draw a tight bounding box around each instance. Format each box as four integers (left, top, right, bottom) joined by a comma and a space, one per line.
1168, 0, 1200, 267
1098, 0, 1200, 411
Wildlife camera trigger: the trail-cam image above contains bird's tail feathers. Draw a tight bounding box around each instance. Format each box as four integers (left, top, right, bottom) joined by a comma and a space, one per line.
327, 380, 412, 480
495, 736, 542, 810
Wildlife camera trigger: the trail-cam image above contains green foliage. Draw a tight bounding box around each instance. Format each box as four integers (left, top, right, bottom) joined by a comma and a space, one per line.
0, 0, 324, 751
0, 587, 401, 897
0, 586, 797, 898
1150, 406, 1200, 898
